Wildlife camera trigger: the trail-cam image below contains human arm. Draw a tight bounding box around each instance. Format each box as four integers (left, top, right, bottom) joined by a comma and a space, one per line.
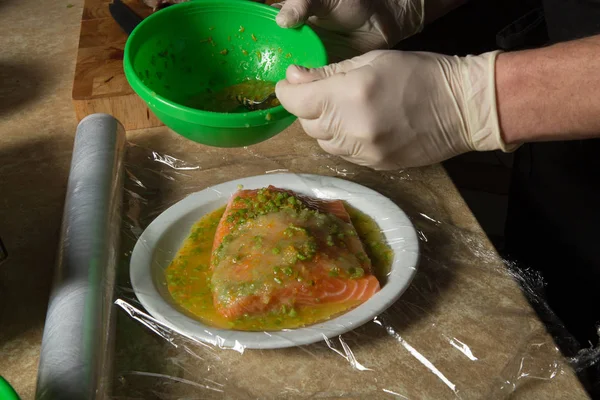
496, 34, 600, 145
275, 34, 600, 170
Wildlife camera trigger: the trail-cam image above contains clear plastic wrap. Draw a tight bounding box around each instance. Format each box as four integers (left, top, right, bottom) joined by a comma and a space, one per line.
105, 126, 598, 400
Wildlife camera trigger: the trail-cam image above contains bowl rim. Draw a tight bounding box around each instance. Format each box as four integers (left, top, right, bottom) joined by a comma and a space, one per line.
123, 0, 328, 128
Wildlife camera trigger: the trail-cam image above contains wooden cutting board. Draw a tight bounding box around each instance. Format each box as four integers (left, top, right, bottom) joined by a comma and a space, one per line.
72, 0, 159, 130
72, 0, 278, 131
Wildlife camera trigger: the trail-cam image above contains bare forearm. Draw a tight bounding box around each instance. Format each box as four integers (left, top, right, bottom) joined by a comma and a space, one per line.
496, 34, 600, 145
424, 0, 467, 24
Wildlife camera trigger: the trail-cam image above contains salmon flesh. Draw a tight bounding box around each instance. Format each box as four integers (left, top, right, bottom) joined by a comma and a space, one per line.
210, 186, 381, 320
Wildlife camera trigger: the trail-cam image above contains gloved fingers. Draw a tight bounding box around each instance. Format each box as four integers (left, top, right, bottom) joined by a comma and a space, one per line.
288, 50, 386, 84
276, 77, 333, 119
270, 2, 284, 10
317, 139, 352, 157
284, 65, 323, 84
339, 155, 368, 167
298, 118, 334, 141
322, 135, 400, 170
284, 59, 360, 84
275, 0, 312, 28
277, 52, 383, 118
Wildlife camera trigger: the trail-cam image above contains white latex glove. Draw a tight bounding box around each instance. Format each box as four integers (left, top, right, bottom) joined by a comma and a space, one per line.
272, 0, 425, 61
276, 50, 517, 170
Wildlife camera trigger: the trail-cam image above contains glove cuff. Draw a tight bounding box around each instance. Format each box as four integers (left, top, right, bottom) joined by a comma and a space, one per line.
461, 50, 520, 153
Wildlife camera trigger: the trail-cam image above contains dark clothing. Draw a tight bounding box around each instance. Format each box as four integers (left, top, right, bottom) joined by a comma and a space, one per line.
543, 0, 600, 42
397, 0, 600, 396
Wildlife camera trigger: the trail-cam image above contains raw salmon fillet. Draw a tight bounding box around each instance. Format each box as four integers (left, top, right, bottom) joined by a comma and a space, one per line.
210, 186, 380, 320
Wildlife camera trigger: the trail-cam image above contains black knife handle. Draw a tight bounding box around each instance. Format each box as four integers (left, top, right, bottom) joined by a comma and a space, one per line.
109, 0, 144, 35
0, 236, 7, 265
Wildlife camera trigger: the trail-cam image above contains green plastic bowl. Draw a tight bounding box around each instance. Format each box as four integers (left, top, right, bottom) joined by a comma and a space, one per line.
124, 0, 327, 147
0, 377, 20, 400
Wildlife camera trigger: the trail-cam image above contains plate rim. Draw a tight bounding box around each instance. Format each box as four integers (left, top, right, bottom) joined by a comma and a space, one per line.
129, 173, 420, 349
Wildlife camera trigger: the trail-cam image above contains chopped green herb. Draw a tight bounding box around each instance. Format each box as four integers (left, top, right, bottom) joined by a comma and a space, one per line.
283, 267, 293, 276
326, 235, 334, 246
349, 267, 365, 279
284, 224, 307, 237
272, 247, 281, 255
274, 277, 282, 284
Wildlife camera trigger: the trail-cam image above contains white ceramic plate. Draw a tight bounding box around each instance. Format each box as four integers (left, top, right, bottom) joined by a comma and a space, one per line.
130, 173, 419, 349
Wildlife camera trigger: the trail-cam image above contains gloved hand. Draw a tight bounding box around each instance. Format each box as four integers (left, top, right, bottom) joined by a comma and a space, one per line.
276, 50, 517, 170
273, 0, 425, 61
